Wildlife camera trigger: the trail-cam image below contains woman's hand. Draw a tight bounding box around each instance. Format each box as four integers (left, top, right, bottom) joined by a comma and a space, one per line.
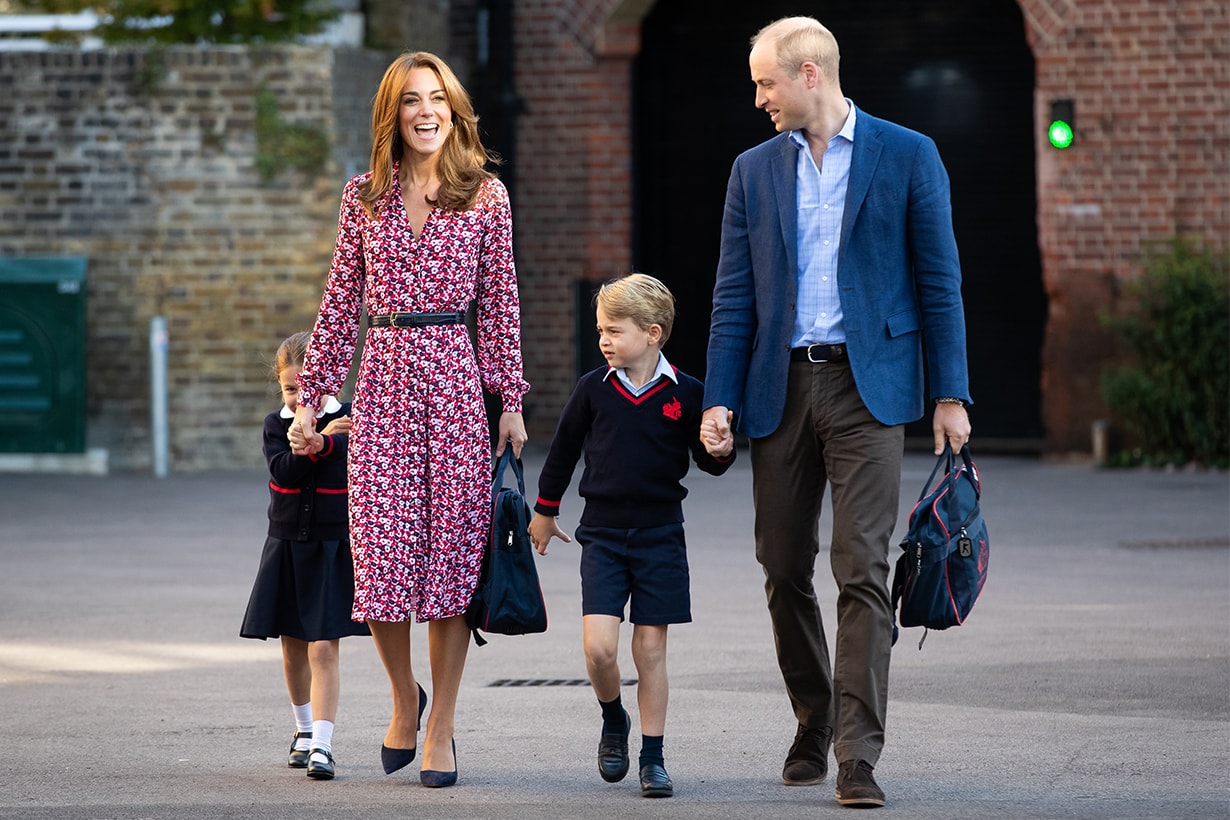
289, 404, 319, 455
496, 411, 527, 459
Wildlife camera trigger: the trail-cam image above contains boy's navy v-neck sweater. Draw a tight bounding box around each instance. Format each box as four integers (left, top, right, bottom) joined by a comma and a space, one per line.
534, 366, 735, 528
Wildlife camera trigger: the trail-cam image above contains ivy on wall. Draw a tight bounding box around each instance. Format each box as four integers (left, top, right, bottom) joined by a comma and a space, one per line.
253, 86, 330, 184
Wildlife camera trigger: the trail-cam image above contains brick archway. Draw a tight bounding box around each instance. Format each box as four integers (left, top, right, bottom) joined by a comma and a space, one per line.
510, 1, 1229, 454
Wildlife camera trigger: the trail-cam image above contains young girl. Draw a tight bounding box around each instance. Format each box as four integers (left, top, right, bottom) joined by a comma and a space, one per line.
240, 331, 369, 780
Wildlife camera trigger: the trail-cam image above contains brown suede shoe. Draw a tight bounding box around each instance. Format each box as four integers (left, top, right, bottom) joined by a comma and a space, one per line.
781, 723, 833, 786
835, 759, 886, 808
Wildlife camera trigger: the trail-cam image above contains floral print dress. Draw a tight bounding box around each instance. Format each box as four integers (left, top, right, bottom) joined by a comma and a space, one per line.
297, 168, 529, 622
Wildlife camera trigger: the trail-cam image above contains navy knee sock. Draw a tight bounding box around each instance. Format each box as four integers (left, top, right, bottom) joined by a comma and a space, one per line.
599, 695, 627, 736
639, 734, 664, 768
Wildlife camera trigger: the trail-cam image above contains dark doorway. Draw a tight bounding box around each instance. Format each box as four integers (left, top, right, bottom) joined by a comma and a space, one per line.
633, 0, 1045, 445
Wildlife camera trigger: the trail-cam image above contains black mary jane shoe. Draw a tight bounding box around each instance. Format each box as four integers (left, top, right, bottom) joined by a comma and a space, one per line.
287, 731, 312, 769
306, 748, 335, 780
639, 763, 674, 798
382, 683, 429, 775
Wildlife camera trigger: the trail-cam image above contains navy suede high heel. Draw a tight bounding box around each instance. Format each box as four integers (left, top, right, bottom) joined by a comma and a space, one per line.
419, 738, 457, 788
381, 683, 428, 775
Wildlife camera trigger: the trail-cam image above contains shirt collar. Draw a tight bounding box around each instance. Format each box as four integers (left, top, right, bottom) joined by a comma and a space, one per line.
602, 351, 678, 387
789, 98, 857, 150
280, 395, 342, 419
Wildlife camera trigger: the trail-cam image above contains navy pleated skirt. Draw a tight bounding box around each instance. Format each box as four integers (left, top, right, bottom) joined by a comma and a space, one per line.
240, 537, 371, 641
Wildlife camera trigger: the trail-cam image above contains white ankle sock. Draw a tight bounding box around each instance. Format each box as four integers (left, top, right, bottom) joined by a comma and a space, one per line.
312, 719, 334, 754
292, 703, 313, 750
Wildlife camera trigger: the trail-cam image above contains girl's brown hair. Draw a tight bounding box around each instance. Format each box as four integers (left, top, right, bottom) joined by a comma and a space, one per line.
273, 331, 312, 380
357, 51, 497, 219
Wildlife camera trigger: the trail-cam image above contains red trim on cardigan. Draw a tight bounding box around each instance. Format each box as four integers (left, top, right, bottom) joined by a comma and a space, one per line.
608, 375, 673, 405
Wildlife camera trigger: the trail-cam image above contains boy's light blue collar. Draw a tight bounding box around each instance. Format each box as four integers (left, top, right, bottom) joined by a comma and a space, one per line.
603, 351, 677, 390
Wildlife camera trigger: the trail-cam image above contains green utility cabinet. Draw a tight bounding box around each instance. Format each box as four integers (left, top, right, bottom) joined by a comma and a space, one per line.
0, 257, 88, 453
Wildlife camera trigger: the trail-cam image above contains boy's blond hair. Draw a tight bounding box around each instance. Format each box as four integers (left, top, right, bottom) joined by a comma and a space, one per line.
595, 273, 676, 344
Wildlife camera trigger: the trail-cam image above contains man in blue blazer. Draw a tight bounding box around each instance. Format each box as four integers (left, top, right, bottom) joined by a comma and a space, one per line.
701, 17, 972, 809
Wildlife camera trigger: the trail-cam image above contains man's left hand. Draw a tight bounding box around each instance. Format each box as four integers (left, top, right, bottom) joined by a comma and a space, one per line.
933, 403, 971, 454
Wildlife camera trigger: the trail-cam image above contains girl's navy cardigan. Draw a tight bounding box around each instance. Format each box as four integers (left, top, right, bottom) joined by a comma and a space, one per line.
263, 403, 350, 542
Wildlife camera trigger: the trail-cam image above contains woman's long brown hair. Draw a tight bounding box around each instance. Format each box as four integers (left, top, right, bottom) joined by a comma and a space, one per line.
358, 51, 497, 219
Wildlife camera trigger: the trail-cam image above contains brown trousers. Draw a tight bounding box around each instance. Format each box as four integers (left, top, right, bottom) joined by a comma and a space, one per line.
749, 359, 903, 767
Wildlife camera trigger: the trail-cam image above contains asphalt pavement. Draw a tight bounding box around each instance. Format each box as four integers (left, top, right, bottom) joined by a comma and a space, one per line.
2, 447, 1228, 819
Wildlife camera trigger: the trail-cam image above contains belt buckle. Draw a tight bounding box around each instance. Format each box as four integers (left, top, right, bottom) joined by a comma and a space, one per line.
807, 344, 828, 363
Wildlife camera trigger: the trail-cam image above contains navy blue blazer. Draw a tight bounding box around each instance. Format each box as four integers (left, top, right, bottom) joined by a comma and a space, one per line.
704, 107, 971, 437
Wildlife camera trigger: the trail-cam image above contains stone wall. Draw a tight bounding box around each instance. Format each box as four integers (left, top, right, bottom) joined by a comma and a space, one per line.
0, 45, 390, 470
3, 1, 1224, 467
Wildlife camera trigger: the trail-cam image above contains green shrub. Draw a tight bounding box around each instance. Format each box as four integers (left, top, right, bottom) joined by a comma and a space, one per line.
1100, 236, 1230, 468
254, 87, 331, 184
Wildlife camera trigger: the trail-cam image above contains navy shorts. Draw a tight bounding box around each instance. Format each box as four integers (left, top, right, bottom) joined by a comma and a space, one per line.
576, 522, 692, 625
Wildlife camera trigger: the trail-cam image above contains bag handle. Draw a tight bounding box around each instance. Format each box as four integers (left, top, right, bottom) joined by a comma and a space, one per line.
491, 446, 527, 500
941, 443, 981, 533
918, 444, 956, 503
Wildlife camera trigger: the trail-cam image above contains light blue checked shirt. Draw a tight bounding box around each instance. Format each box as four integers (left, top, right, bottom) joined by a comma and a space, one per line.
789, 101, 856, 347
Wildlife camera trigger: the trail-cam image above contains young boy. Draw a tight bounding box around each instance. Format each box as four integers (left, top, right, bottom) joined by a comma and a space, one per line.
528, 273, 735, 798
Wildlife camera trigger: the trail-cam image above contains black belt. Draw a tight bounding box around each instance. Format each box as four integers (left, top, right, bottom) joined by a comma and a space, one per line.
790, 343, 847, 363
368, 311, 466, 328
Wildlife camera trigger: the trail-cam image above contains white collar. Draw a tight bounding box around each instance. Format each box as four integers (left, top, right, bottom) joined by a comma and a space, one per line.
603, 351, 678, 388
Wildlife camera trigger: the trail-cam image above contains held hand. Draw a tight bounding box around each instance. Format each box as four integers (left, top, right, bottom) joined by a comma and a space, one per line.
700, 420, 734, 457
496, 411, 528, 459
700, 406, 735, 457
933, 402, 972, 455
288, 423, 325, 456
319, 415, 351, 436
289, 405, 318, 455
527, 513, 570, 556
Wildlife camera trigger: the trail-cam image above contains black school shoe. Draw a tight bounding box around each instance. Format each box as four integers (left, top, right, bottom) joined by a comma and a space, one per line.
835, 759, 885, 808
596, 709, 631, 783
639, 763, 673, 798
306, 748, 335, 780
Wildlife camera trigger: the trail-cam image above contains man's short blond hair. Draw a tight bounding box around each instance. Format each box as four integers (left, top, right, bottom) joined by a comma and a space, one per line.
752, 16, 840, 83
595, 273, 676, 344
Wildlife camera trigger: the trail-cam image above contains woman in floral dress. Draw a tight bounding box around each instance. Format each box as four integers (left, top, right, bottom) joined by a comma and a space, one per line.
290, 51, 529, 788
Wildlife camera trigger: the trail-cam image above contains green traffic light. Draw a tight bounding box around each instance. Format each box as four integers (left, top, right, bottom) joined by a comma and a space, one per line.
1049, 119, 1074, 149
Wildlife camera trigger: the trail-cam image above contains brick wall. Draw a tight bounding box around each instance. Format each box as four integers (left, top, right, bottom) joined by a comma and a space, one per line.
510, 0, 637, 441
4, 1, 1224, 468
0, 46, 389, 470
509, 0, 1229, 454
1021, 0, 1229, 451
